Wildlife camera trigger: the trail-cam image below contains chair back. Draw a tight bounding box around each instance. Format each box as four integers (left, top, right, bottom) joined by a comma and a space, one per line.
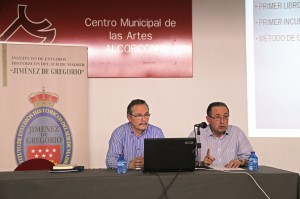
14, 158, 55, 171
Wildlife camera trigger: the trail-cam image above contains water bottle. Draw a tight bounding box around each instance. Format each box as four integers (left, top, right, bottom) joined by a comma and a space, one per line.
248, 151, 258, 171
116, 154, 127, 174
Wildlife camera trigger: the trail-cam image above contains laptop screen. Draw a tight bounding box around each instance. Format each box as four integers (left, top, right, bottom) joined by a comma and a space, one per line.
143, 138, 196, 172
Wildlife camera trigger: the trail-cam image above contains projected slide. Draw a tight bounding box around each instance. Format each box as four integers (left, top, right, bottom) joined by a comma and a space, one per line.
246, 0, 300, 137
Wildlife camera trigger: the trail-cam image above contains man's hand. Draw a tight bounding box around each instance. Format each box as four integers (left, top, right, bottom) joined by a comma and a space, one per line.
204, 148, 215, 166
224, 159, 242, 168
129, 156, 144, 169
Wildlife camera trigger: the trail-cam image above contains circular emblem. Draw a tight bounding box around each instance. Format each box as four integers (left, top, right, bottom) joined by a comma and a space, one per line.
14, 88, 72, 165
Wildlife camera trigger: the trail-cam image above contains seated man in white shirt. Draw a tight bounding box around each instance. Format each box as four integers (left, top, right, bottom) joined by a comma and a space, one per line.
189, 102, 253, 168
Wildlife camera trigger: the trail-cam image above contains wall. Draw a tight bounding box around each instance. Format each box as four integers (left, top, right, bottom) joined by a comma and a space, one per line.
88, 0, 300, 173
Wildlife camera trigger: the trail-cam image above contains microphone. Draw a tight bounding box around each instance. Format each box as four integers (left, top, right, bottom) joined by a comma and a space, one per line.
194, 122, 207, 128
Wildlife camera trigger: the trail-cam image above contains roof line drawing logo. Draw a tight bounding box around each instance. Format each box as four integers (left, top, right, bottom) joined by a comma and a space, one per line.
0, 4, 56, 43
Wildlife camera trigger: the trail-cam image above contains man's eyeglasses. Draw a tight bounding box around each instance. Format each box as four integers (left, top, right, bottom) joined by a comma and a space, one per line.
130, 113, 151, 119
208, 114, 229, 121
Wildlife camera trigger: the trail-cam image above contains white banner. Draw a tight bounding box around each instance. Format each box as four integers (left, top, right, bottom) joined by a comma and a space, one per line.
0, 43, 88, 171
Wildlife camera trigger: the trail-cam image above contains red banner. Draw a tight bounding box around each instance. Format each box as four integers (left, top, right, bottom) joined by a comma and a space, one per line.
0, 0, 192, 77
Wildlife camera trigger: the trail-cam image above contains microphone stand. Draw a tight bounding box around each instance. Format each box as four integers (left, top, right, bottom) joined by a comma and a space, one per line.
194, 126, 201, 164
197, 126, 201, 148
194, 122, 207, 167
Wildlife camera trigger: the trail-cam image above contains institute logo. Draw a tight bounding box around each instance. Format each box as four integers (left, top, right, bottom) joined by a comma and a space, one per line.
15, 88, 72, 165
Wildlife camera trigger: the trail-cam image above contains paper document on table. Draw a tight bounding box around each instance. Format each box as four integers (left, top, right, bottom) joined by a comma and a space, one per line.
53, 164, 77, 170
209, 166, 245, 171
49, 166, 84, 173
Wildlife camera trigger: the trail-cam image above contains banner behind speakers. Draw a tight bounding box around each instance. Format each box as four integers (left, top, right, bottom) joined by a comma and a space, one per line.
0, 43, 88, 171
0, 0, 192, 78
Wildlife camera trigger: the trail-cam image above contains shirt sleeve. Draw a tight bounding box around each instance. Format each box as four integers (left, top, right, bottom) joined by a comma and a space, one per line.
147, 124, 165, 138
155, 128, 165, 138
105, 129, 123, 169
236, 127, 253, 160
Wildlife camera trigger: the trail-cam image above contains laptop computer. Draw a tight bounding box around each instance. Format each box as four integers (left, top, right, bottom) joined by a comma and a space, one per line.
143, 138, 196, 172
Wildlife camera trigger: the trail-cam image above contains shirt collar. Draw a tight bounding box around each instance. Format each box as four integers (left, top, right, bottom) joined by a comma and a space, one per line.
206, 125, 229, 139
128, 122, 148, 137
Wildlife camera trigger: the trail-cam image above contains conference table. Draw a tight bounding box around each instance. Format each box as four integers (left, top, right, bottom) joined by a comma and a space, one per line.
0, 166, 299, 199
